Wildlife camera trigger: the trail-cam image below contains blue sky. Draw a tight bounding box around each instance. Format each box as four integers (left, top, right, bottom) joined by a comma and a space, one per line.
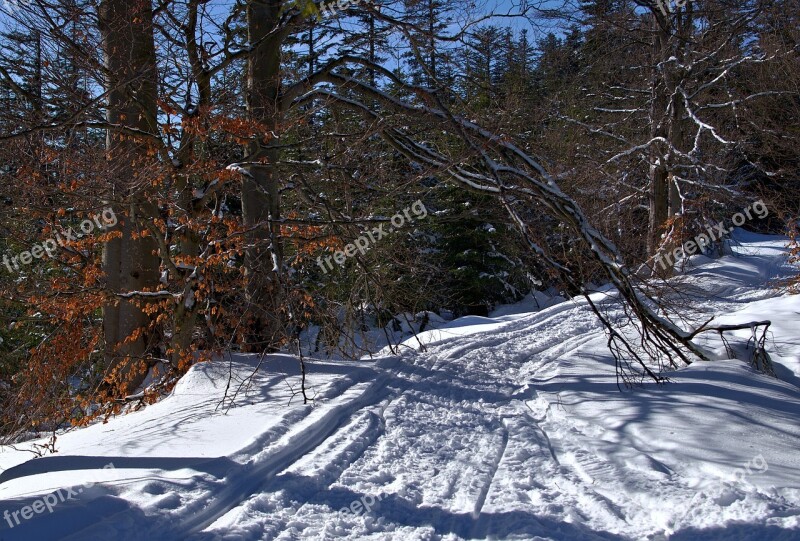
471, 0, 574, 40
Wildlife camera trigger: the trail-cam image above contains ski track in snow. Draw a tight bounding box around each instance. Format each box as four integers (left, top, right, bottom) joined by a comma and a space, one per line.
1, 230, 800, 541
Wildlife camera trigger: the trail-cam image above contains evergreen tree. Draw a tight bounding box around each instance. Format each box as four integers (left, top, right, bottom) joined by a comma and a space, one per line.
339, 0, 391, 86
401, 0, 449, 86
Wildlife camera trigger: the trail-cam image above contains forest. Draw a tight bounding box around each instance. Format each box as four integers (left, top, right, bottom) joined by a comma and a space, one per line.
0, 0, 798, 442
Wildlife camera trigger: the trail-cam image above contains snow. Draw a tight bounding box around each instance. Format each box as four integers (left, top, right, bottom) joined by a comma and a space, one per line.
490, 289, 567, 317
1, 229, 799, 540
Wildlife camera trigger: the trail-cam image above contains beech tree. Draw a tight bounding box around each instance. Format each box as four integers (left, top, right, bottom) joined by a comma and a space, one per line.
98, 0, 162, 393
0, 0, 796, 439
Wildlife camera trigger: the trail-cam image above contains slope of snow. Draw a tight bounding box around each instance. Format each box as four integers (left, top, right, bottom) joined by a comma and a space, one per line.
1, 229, 799, 540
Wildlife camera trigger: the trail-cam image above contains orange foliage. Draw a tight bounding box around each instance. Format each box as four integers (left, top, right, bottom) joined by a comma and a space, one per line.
0, 102, 324, 439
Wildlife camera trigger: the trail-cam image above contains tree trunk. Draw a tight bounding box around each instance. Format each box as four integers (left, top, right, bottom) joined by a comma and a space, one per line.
647, 9, 690, 273
242, 0, 285, 351
98, 0, 161, 394
169, 0, 213, 366
648, 18, 670, 259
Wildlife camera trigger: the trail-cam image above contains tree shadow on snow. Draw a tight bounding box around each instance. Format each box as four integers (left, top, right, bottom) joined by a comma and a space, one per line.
266, 475, 630, 541
0, 454, 238, 485
666, 523, 800, 541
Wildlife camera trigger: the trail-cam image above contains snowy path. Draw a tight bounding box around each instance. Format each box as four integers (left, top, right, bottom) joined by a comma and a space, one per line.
189, 307, 623, 541
1, 231, 799, 540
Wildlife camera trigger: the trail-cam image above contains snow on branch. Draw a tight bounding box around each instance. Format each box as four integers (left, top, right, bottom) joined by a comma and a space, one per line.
289, 59, 714, 383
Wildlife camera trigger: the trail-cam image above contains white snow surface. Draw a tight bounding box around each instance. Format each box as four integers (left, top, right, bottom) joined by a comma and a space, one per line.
1, 230, 799, 540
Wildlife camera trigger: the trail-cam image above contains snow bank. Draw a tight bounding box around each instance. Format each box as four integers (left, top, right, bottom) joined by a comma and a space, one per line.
0, 229, 798, 540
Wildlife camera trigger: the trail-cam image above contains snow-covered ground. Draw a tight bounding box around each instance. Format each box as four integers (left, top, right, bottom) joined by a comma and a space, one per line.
1, 230, 799, 540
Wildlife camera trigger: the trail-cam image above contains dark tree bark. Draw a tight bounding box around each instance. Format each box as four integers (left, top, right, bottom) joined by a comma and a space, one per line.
98, 0, 161, 394
241, 0, 286, 351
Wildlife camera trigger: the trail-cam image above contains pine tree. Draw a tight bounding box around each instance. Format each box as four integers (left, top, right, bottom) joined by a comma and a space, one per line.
466, 26, 504, 105
401, 0, 449, 86
339, 0, 391, 86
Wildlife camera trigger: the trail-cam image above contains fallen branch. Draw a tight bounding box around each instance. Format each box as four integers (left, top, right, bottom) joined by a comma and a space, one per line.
689, 319, 773, 375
